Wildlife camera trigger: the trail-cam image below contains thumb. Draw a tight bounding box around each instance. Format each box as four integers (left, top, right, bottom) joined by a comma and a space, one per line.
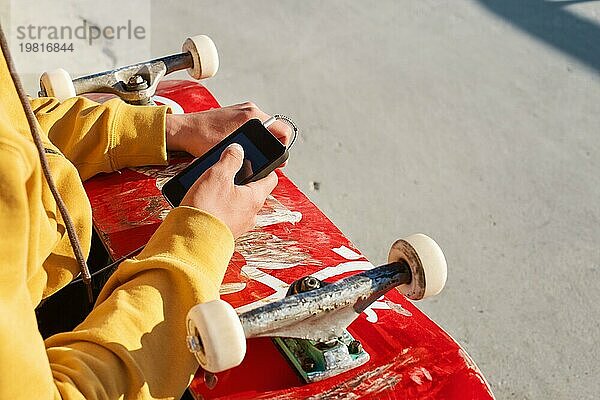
216, 143, 244, 177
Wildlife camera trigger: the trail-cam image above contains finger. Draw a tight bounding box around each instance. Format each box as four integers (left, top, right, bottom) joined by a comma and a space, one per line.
246, 171, 278, 199
213, 143, 244, 179
234, 103, 292, 146
268, 120, 291, 167
267, 120, 293, 147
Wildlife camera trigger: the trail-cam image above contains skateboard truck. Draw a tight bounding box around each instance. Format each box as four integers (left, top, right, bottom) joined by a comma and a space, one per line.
274, 276, 370, 383
39, 35, 218, 105
186, 233, 448, 384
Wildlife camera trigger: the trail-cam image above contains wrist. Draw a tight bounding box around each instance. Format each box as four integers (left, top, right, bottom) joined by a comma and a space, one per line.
165, 114, 188, 152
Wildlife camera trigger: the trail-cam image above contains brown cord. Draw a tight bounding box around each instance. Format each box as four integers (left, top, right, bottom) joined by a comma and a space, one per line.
0, 25, 94, 304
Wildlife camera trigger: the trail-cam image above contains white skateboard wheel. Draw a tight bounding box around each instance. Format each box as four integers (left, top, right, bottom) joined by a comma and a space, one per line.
182, 35, 219, 80
388, 234, 447, 300
186, 299, 246, 373
40, 68, 76, 101
403, 234, 447, 299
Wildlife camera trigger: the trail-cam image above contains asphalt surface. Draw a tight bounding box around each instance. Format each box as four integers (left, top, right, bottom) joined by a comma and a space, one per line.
6, 1, 600, 398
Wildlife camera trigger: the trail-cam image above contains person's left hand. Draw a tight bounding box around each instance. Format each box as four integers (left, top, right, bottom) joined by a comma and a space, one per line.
165, 102, 292, 160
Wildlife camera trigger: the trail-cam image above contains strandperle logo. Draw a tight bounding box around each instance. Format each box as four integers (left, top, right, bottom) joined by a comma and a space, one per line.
9, 0, 151, 76
15, 20, 147, 46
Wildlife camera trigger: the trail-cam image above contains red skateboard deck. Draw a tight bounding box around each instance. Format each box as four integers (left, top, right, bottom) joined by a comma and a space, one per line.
83, 80, 494, 399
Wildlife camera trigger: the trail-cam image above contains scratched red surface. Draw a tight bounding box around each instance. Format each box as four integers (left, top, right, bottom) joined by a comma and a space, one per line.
83, 80, 494, 399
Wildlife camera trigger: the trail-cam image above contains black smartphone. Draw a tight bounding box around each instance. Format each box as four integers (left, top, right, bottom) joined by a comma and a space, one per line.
162, 118, 289, 207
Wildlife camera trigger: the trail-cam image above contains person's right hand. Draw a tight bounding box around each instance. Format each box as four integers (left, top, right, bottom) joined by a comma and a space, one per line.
180, 143, 278, 238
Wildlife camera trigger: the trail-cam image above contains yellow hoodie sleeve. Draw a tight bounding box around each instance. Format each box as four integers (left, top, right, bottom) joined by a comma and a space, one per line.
30, 96, 169, 181
45, 207, 234, 399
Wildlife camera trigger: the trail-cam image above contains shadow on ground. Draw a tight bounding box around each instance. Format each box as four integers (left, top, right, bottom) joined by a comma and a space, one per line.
478, 0, 600, 72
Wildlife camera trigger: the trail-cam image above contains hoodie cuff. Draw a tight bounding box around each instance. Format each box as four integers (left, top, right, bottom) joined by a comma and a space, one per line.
109, 100, 170, 170
137, 206, 235, 293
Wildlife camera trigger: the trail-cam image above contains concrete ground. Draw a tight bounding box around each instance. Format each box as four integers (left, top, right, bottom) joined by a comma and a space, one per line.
7, 0, 600, 398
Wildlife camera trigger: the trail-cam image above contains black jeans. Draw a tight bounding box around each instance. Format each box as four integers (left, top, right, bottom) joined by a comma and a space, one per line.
36, 230, 114, 338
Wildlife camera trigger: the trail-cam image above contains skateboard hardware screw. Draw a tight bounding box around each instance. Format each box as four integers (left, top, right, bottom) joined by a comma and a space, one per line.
302, 276, 321, 291
301, 358, 316, 372
125, 74, 148, 91
315, 339, 338, 350
288, 276, 323, 295
204, 371, 218, 390
348, 340, 363, 354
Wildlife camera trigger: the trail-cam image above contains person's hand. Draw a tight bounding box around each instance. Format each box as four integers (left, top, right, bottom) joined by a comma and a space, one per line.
166, 102, 292, 160
180, 143, 278, 238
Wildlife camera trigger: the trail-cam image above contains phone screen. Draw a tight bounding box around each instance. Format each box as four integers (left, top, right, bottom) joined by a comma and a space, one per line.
178, 133, 270, 188
162, 119, 288, 207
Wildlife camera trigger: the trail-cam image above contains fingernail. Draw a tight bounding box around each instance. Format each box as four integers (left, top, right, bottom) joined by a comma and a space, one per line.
227, 143, 244, 154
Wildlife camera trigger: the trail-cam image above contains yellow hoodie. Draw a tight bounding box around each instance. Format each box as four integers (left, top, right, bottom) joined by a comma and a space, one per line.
0, 46, 234, 398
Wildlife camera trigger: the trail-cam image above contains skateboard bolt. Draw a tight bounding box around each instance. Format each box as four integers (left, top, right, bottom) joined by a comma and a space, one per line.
315, 340, 337, 350
302, 359, 316, 372
204, 371, 218, 390
348, 340, 363, 354
287, 276, 323, 295
126, 74, 148, 91
300, 276, 321, 292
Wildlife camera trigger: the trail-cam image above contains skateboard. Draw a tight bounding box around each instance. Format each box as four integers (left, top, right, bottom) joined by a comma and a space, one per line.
40, 35, 495, 399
